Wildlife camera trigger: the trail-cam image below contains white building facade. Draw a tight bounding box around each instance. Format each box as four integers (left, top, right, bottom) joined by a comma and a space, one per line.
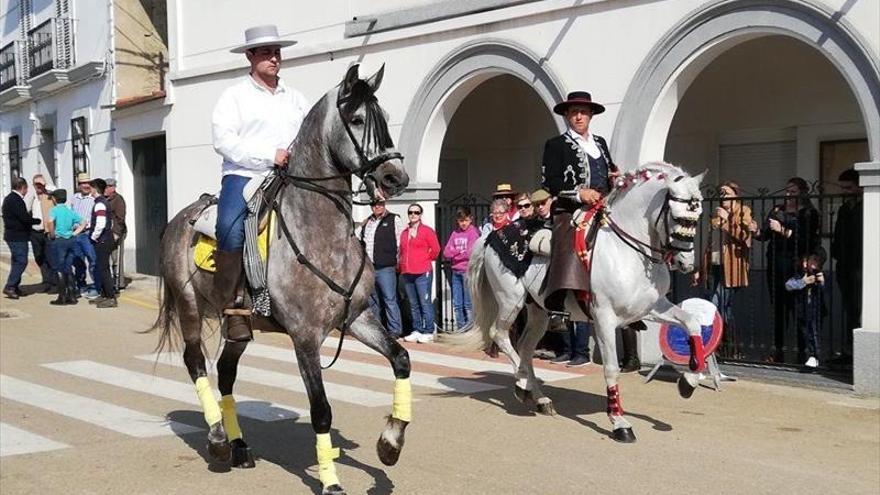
3, 0, 878, 391
1, 0, 111, 196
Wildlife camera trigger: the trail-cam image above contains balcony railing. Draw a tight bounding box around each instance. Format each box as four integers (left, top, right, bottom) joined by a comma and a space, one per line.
0, 41, 26, 92
28, 17, 74, 78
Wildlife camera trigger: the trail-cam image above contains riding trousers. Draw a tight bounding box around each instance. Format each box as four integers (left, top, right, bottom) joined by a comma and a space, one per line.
216, 174, 250, 251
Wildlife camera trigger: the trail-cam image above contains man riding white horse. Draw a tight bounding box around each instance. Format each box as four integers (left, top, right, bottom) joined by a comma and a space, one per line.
540, 91, 643, 372
212, 24, 310, 341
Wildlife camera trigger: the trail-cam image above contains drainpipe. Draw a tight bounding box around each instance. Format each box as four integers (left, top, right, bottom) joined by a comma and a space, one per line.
107, 0, 119, 182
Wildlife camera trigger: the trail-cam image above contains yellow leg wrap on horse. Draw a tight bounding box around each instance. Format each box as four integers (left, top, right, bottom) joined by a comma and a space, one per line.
219, 395, 243, 441
316, 433, 341, 487
195, 377, 222, 426
392, 378, 412, 422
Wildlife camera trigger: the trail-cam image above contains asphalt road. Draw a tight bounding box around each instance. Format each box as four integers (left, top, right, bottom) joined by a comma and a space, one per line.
1, 261, 878, 494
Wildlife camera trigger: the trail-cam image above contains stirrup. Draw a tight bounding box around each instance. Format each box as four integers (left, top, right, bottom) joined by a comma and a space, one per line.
547, 311, 570, 333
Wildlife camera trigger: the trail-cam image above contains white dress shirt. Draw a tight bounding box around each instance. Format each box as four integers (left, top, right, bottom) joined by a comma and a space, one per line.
212, 76, 310, 178
567, 128, 602, 159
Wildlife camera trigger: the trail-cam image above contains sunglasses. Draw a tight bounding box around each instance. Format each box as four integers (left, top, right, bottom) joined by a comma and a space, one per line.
407, 210, 422, 215
517, 203, 532, 209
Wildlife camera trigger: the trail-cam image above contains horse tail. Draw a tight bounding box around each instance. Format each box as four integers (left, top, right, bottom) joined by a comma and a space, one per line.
440, 240, 496, 352
144, 275, 181, 353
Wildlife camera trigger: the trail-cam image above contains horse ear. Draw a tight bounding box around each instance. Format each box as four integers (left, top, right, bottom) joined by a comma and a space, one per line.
693, 169, 708, 186
342, 64, 360, 94
366, 64, 385, 93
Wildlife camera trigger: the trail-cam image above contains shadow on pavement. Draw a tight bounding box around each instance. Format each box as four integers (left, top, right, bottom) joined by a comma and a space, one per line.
167, 407, 395, 495
437, 372, 673, 440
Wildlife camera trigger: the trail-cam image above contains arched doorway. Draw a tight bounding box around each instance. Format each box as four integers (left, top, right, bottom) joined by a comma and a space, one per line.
438, 74, 557, 204
398, 39, 566, 218
614, 0, 880, 168
660, 35, 871, 368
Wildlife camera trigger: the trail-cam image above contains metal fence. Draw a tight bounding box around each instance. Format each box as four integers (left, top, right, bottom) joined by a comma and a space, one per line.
431, 189, 863, 372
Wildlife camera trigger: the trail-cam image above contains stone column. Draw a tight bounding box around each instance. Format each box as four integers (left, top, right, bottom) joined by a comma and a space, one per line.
854, 161, 879, 396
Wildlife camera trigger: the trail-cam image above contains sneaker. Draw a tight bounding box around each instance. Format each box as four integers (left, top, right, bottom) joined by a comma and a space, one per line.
805, 356, 819, 368
565, 356, 591, 367
83, 289, 100, 299
549, 353, 571, 364
416, 333, 434, 344
89, 296, 109, 305
96, 298, 118, 309
403, 332, 421, 343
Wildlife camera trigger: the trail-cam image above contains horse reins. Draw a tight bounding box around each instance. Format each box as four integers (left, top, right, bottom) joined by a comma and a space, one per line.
270, 85, 403, 369
606, 184, 698, 265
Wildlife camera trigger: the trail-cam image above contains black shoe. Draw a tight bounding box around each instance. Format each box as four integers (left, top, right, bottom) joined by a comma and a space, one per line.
3, 287, 19, 300
627, 320, 647, 331
89, 296, 109, 305
96, 298, 118, 308
566, 356, 591, 367
620, 357, 641, 373
550, 353, 571, 364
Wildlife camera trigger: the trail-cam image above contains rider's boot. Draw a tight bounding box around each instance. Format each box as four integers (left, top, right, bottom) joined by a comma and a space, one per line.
619, 326, 641, 373
213, 250, 253, 342
544, 290, 570, 333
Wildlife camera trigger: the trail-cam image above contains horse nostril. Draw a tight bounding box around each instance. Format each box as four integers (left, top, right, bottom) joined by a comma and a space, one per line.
382, 174, 401, 188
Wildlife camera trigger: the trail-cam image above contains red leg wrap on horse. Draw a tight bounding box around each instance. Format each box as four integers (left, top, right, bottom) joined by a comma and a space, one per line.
688, 335, 706, 372
606, 385, 624, 416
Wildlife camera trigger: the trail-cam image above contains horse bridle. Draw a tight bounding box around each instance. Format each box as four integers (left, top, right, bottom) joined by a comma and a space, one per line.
272, 88, 404, 369
607, 187, 699, 265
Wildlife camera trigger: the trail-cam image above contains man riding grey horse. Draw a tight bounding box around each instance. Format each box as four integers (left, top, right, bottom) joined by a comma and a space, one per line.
541, 90, 643, 372
212, 24, 310, 341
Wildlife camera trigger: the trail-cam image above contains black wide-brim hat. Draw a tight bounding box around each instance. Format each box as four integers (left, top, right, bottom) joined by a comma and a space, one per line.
553, 91, 605, 116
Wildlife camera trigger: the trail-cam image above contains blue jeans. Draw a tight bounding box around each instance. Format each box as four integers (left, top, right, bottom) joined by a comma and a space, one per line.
50, 237, 77, 274
369, 266, 403, 336
4, 240, 29, 290
563, 322, 591, 360
450, 271, 472, 328
710, 265, 740, 332
72, 233, 98, 292
216, 174, 250, 251
402, 272, 434, 334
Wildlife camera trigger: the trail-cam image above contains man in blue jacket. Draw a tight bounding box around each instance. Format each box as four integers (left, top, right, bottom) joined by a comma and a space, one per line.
2, 177, 40, 299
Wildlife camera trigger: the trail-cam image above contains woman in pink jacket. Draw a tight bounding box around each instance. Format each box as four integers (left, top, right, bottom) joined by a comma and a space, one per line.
442, 207, 480, 330
400, 203, 441, 343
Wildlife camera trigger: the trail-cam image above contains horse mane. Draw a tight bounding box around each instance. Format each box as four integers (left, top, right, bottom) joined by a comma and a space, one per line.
607, 161, 690, 207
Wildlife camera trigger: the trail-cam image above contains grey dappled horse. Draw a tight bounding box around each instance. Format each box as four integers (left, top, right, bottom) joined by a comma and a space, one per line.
443, 162, 706, 443
151, 65, 411, 495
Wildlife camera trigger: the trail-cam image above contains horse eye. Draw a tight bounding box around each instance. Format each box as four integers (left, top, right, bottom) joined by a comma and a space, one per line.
351, 116, 365, 126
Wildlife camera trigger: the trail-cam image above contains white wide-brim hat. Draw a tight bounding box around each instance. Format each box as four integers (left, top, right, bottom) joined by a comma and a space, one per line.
230, 24, 296, 54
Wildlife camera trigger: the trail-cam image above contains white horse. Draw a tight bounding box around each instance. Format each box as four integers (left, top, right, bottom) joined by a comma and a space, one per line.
442, 162, 706, 443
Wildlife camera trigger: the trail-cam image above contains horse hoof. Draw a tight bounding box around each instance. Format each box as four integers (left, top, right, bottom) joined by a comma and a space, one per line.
677, 375, 696, 399
322, 484, 346, 495
231, 439, 255, 469
536, 401, 556, 416
514, 386, 533, 405
612, 427, 637, 443
207, 438, 231, 462
377, 416, 408, 466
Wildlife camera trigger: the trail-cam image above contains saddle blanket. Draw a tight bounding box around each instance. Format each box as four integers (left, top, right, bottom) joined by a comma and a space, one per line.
193, 211, 274, 273
485, 217, 547, 278
573, 200, 605, 303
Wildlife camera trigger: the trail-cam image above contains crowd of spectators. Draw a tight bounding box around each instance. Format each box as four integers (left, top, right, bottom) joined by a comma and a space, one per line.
3, 173, 127, 308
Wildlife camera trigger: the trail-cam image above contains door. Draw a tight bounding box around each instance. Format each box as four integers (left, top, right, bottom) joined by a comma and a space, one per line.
132, 135, 167, 276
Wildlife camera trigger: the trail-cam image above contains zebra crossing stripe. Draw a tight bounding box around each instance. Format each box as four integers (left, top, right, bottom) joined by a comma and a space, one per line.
136, 354, 394, 408
0, 423, 69, 457
246, 343, 505, 395
42, 361, 308, 421
322, 337, 581, 382
0, 375, 201, 438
